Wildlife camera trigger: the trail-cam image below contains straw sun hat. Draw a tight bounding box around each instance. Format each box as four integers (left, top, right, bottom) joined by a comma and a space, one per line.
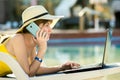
16, 5, 63, 33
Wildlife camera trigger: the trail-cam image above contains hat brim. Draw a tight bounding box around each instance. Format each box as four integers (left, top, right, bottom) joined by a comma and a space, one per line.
16, 14, 63, 33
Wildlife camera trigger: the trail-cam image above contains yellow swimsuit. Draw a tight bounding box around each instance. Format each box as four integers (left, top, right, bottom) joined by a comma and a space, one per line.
0, 38, 14, 76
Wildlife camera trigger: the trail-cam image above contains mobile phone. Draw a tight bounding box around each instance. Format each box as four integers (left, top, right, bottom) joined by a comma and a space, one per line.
26, 22, 40, 37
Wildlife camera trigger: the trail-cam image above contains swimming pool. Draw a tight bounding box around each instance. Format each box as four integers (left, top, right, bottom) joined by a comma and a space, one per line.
44, 37, 120, 66
43, 36, 120, 80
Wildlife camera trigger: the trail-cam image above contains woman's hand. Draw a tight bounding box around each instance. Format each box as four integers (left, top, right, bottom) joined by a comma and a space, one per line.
37, 29, 48, 43
60, 61, 80, 71
33, 28, 48, 53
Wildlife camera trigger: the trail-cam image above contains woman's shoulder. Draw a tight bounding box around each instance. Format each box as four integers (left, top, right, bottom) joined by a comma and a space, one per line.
12, 34, 24, 40
11, 34, 25, 44
0, 34, 23, 44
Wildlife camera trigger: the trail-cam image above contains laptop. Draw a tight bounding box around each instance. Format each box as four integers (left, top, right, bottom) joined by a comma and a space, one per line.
60, 29, 112, 74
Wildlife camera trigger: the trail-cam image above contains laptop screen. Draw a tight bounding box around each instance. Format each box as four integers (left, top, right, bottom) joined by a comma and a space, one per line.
78, 29, 111, 66
61, 29, 113, 73
102, 29, 112, 66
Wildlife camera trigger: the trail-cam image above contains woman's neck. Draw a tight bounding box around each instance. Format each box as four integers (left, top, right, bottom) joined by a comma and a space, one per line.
23, 33, 36, 48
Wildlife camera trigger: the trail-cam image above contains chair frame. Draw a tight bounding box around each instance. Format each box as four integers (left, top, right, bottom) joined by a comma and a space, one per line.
0, 52, 29, 80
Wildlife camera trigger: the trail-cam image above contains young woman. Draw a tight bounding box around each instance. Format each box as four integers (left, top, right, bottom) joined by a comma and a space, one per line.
0, 5, 80, 77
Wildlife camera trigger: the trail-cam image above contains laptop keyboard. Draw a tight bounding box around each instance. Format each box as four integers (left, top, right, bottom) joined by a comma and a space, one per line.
60, 63, 102, 73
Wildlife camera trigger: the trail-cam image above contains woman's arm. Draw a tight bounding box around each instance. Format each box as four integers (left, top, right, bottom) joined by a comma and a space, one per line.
12, 35, 44, 77
30, 47, 61, 75
35, 61, 80, 75
36, 66, 61, 75
30, 46, 80, 75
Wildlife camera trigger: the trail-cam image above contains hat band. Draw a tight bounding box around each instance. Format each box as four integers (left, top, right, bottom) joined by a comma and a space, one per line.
24, 12, 48, 24
18, 12, 48, 29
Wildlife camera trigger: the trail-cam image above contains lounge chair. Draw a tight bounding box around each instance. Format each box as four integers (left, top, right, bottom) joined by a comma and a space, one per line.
0, 52, 29, 80
0, 52, 120, 80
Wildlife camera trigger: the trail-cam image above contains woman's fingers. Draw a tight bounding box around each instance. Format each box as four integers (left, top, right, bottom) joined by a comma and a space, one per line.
66, 62, 80, 69
36, 29, 41, 38
42, 32, 47, 38
61, 62, 80, 70
36, 29, 48, 41
71, 63, 80, 69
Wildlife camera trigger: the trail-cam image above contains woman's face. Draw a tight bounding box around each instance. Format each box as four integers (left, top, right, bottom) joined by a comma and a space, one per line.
35, 20, 52, 40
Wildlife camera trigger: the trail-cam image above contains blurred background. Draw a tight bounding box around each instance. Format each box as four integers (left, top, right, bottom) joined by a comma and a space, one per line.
0, 0, 120, 80
0, 0, 120, 30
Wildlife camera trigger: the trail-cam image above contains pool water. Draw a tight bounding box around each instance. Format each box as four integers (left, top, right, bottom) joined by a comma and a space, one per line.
44, 37, 120, 80
44, 45, 120, 66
